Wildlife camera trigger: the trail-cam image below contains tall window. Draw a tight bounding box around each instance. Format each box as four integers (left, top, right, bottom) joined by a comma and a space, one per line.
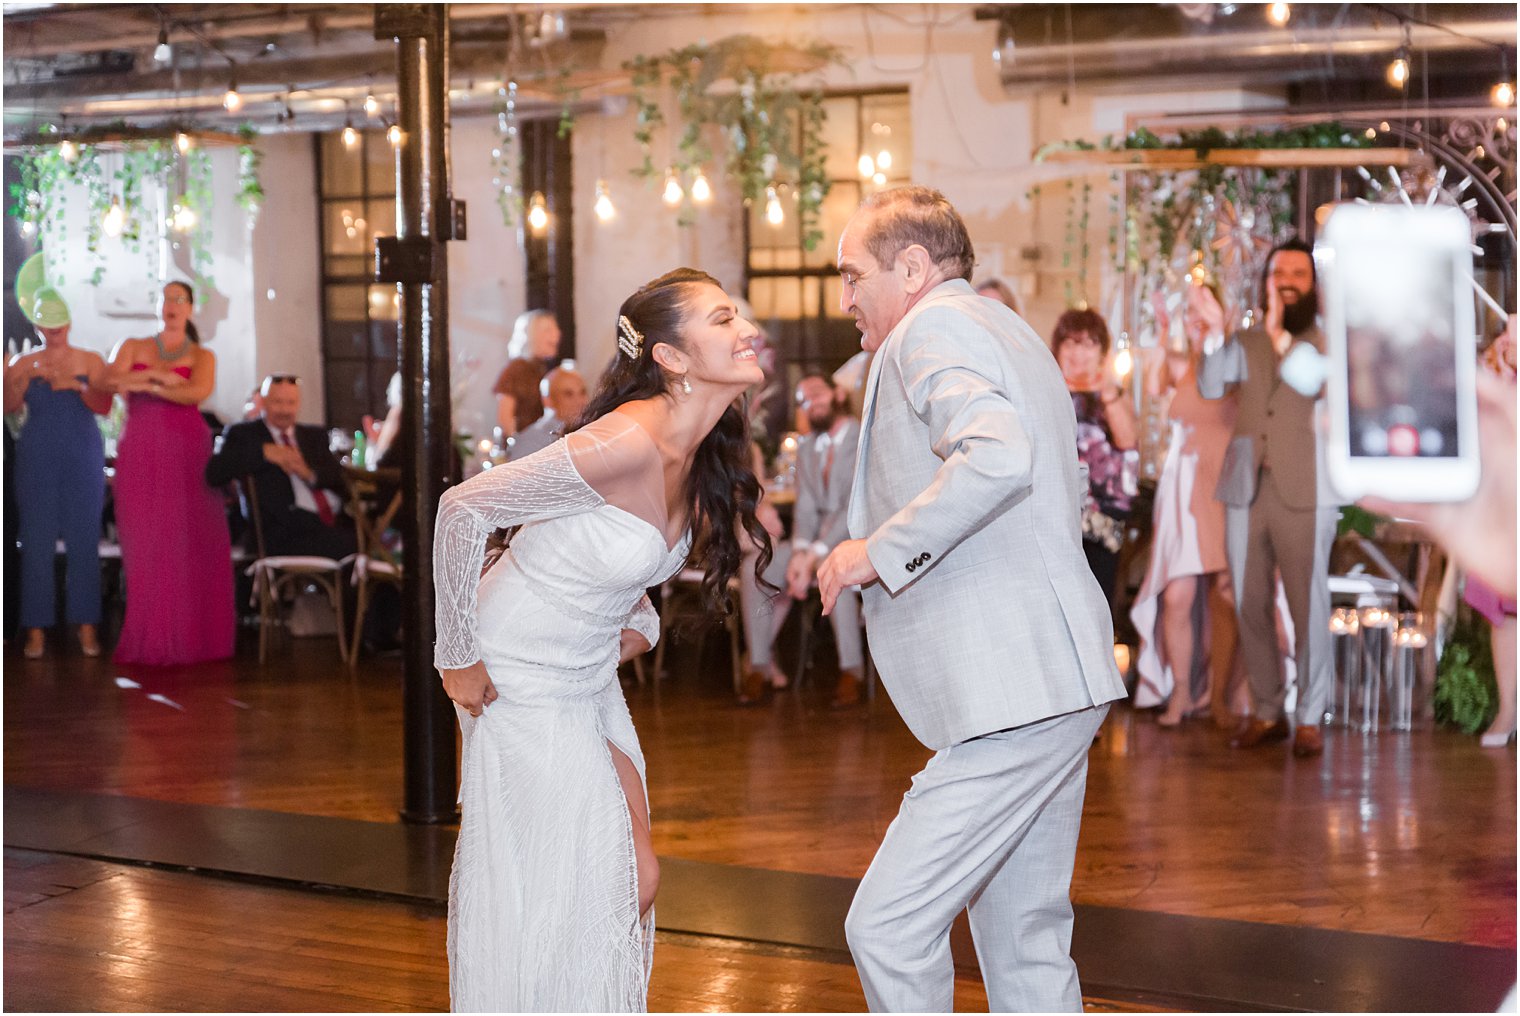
746, 91, 911, 377
315, 130, 398, 430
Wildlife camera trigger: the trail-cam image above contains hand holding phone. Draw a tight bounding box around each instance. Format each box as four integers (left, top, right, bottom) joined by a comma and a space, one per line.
1315, 203, 1481, 503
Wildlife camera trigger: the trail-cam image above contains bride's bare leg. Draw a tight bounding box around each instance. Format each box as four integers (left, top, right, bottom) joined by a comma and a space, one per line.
607, 741, 659, 920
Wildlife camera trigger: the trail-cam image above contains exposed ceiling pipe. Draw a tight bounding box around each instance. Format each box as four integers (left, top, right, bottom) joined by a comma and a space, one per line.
993, 15, 1515, 88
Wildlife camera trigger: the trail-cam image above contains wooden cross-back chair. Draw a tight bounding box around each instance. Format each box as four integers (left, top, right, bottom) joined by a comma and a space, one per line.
239, 476, 349, 664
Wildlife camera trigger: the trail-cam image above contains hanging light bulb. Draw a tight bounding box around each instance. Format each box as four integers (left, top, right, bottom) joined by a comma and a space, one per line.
593, 179, 616, 222
363, 92, 380, 118
1266, 2, 1290, 27
171, 200, 197, 232
175, 132, 192, 154
1113, 338, 1133, 379
1387, 48, 1410, 89
153, 27, 172, 66
662, 169, 684, 206
342, 123, 359, 148
858, 153, 876, 178
872, 171, 887, 186
764, 186, 784, 226
876, 149, 893, 171
387, 123, 403, 146
58, 139, 78, 163
690, 169, 713, 203
223, 77, 242, 113
527, 191, 549, 233
102, 198, 125, 238
20, 220, 35, 238
1492, 81, 1516, 108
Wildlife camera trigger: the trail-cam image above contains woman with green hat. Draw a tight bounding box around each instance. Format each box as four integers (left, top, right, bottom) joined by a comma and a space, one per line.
3, 266, 112, 659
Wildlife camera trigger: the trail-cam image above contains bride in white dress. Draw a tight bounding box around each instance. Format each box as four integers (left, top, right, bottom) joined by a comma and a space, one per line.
432, 269, 772, 1012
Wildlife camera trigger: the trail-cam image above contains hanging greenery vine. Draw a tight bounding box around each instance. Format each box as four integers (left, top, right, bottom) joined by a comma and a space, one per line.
624, 35, 843, 250
7, 122, 265, 293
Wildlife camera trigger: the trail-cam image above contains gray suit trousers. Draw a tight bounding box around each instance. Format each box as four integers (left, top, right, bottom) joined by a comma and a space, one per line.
1229, 469, 1338, 726
845, 704, 1109, 1012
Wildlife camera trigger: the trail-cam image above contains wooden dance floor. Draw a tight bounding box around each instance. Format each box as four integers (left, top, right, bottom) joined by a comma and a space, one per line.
4, 633, 1515, 1012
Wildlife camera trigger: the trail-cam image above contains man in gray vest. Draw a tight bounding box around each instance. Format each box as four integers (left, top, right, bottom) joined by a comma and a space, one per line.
1199, 238, 1342, 758
819, 186, 1125, 1012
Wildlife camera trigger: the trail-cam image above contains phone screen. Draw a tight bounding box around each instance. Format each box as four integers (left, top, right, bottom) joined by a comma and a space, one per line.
1343, 245, 1462, 459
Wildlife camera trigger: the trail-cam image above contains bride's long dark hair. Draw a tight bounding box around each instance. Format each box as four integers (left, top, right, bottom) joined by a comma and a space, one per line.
569, 267, 773, 615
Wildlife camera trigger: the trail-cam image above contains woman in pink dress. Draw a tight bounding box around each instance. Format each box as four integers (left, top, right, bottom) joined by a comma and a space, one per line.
1130, 280, 1244, 726
106, 281, 235, 666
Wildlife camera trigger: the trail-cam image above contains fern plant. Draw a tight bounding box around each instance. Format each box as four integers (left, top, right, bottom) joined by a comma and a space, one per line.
1433, 601, 1497, 735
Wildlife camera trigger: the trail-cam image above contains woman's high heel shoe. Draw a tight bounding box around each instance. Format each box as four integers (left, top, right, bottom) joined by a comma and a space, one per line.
1480, 727, 1517, 748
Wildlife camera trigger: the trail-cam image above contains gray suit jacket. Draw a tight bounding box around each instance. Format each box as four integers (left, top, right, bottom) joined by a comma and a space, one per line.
848, 279, 1126, 750
1197, 325, 1339, 510
791, 418, 859, 557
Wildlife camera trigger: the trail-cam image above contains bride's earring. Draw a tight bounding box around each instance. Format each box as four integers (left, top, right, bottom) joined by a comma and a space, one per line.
681, 374, 692, 395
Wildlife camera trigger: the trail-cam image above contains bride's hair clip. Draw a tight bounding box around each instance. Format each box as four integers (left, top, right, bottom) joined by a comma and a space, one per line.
617, 315, 644, 360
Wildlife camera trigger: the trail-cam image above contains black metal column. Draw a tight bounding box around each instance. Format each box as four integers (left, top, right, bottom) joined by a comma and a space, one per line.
377, 3, 458, 825
521, 118, 575, 358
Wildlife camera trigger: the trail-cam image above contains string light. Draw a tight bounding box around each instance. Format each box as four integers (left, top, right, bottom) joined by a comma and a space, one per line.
527, 191, 549, 233
764, 185, 784, 226
102, 198, 125, 238
876, 149, 893, 171
690, 169, 712, 203
872, 171, 887, 186
175, 132, 192, 154
58, 139, 78, 163
363, 92, 380, 118
222, 77, 242, 113
387, 123, 402, 146
662, 168, 684, 206
170, 199, 197, 232
1266, 2, 1290, 27
342, 123, 358, 148
153, 27, 172, 66
1387, 23, 1411, 90
593, 179, 616, 221
1493, 81, 1516, 107
858, 154, 875, 178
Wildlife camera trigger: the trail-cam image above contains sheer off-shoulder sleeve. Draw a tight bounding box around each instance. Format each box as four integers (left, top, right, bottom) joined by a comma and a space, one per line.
433, 441, 605, 669
625, 593, 661, 650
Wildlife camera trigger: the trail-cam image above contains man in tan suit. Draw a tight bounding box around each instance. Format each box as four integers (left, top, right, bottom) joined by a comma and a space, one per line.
819, 187, 1125, 1012
1199, 239, 1342, 758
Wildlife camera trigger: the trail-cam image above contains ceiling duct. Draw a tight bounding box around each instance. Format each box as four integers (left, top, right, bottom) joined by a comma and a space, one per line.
980, 3, 1516, 89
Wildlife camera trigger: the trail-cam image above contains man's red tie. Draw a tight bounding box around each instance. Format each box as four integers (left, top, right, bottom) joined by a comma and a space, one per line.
281, 430, 335, 526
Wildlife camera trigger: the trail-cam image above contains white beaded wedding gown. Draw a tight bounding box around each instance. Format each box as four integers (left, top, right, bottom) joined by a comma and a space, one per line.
433, 412, 690, 1013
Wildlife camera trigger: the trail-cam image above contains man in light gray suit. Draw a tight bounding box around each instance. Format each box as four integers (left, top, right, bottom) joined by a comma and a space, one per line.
818, 186, 1126, 1012
1198, 239, 1342, 758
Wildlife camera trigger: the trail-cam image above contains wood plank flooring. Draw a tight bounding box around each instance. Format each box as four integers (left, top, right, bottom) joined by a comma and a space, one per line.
7, 640, 1512, 951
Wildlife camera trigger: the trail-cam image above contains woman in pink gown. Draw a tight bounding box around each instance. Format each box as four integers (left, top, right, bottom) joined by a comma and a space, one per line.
1130, 281, 1243, 725
107, 281, 235, 666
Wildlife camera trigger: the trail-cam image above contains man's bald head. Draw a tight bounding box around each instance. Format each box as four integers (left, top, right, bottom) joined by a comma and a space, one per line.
542, 366, 589, 426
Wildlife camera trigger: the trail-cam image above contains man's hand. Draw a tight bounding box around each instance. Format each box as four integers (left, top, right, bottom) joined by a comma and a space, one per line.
785, 549, 815, 600
438, 660, 499, 716
818, 538, 878, 615
1263, 286, 1292, 357
262, 442, 314, 482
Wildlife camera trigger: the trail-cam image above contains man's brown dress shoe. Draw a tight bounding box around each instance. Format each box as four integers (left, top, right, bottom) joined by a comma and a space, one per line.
831, 669, 862, 709
1229, 717, 1289, 749
737, 669, 768, 706
1292, 724, 1324, 758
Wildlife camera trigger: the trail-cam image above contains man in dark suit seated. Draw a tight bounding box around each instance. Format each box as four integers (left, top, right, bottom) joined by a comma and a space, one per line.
206, 374, 356, 561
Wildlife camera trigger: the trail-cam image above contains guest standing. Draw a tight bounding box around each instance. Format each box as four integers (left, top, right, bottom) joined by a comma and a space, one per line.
1199, 239, 1340, 758
492, 309, 561, 437
1052, 308, 1138, 602
1130, 281, 1245, 726
107, 281, 235, 666
1469, 319, 1517, 748
4, 286, 110, 659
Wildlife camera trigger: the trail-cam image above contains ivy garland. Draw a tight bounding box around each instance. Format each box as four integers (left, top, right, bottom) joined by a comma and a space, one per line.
7, 122, 265, 294
624, 35, 843, 250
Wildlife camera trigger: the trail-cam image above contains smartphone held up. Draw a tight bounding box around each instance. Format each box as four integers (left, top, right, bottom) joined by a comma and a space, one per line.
1315, 203, 1482, 503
